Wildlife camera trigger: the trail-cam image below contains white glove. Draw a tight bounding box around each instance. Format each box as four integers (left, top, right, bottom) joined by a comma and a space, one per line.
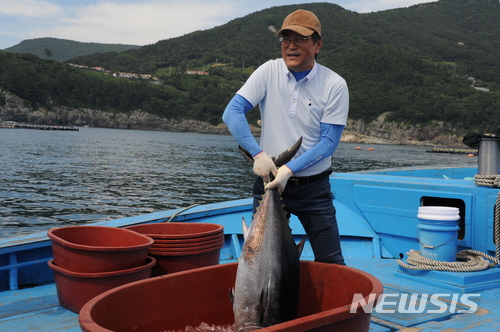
253, 151, 277, 182
265, 166, 293, 193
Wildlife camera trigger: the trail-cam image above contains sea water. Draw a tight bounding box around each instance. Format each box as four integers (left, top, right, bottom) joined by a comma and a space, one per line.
0, 127, 477, 238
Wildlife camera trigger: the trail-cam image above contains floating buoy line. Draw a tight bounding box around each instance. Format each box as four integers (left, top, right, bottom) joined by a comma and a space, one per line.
355, 147, 374, 151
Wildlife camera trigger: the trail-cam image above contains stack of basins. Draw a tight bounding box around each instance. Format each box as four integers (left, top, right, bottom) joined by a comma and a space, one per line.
125, 222, 224, 276
47, 225, 155, 313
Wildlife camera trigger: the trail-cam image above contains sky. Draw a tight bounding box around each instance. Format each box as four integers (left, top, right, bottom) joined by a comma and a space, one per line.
0, 0, 438, 50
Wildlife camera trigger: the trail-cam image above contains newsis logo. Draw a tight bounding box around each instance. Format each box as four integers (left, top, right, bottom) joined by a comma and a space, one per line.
350, 293, 481, 314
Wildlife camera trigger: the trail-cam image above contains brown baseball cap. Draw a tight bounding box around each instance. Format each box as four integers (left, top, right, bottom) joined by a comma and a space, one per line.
276, 9, 321, 37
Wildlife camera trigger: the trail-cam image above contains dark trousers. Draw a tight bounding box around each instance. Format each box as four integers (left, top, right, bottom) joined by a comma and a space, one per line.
252, 175, 345, 265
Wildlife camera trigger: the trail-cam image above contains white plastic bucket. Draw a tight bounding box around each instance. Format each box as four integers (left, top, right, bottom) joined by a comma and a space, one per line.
417, 206, 460, 262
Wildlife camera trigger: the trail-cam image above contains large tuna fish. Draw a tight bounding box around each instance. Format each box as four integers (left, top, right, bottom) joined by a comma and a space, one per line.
231, 139, 305, 331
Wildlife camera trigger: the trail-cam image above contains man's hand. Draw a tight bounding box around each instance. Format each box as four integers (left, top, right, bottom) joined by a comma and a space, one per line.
253, 151, 277, 182
265, 166, 293, 193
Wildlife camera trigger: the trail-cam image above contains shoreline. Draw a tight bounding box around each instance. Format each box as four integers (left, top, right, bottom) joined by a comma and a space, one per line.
0, 118, 469, 149
339, 131, 469, 148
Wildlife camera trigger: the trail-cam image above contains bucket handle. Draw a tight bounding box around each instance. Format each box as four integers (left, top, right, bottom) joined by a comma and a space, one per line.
416, 229, 458, 249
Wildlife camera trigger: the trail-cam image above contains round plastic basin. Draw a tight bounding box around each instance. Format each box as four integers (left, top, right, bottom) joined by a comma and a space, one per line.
80, 261, 383, 332
151, 238, 224, 252
49, 256, 155, 313
152, 232, 223, 244
48, 226, 154, 273
125, 222, 223, 240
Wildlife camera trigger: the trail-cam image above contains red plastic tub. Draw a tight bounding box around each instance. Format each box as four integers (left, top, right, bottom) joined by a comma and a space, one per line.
150, 239, 224, 252
125, 222, 224, 239
49, 256, 156, 313
152, 232, 222, 244
79, 261, 383, 332
48, 226, 154, 273
149, 243, 223, 276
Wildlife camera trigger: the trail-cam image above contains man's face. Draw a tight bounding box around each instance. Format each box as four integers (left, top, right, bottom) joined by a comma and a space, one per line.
281, 30, 322, 72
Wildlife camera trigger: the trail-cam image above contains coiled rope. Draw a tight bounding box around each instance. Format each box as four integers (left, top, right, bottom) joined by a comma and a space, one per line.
397, 249, 500, 272
397, 190, 500, 272
474, 174, 500, 188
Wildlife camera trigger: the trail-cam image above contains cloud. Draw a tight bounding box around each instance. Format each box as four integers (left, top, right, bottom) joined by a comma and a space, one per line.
29, 0, 241, 45
0, 0, 440, 49
0, 0, 63, 17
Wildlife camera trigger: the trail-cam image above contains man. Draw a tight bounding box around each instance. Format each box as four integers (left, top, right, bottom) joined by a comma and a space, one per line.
222, 9, 349, 264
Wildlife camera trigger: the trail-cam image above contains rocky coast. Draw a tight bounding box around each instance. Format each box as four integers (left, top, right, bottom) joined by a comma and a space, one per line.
1, 90, 467, 147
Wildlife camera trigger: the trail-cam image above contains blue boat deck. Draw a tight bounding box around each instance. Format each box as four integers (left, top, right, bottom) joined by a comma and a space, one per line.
3, 256, 500, 331
2, 166, 500, 331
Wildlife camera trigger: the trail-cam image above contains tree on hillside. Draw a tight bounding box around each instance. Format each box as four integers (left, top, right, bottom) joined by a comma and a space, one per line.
43, 48, 53, 58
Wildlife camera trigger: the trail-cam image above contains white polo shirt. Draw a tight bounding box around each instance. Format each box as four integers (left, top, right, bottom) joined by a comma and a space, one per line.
237, 58, 349, 177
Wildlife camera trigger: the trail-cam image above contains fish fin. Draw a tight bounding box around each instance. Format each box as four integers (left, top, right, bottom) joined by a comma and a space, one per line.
238, 145, 255, 165
242, 217, 249, 240
272, 137, 302, 167
266, 277, 272, 304
253, 195, 264, 214
297, 236, 307, 258
238, 138, 302, 168
260, 277, 273, 324
229, 288, 235, 305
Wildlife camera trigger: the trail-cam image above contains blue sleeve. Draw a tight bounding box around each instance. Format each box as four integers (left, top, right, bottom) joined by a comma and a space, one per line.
222, 94, 263, 157
286, 123, 344, 174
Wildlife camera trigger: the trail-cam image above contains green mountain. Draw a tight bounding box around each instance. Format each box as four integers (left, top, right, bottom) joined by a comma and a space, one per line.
71, 0, 500, 86
4, 38, 140, 62
1, 0, 499, 134
0, 51, 243, 126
